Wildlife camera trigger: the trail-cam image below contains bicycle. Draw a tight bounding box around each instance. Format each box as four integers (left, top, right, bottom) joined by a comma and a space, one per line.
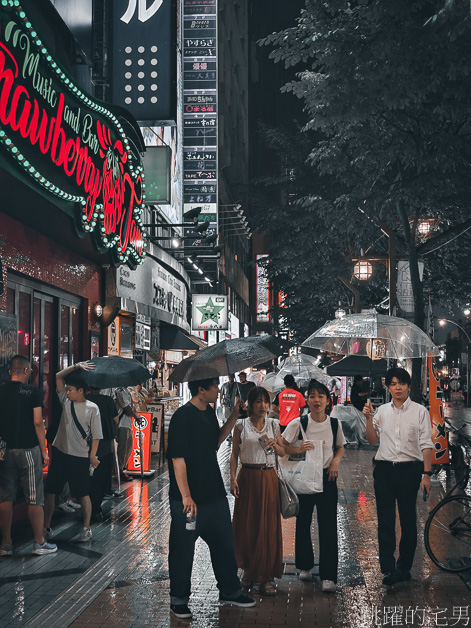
424, 425, 471, 573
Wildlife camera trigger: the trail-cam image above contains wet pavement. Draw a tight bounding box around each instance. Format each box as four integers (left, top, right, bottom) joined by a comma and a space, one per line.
0, 402, 470, 627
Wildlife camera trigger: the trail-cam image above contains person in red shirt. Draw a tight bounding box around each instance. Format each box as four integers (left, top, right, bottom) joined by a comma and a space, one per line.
272, 375, 307, 433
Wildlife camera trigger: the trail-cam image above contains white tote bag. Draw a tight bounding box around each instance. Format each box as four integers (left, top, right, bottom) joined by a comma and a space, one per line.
279, 423, 324, 494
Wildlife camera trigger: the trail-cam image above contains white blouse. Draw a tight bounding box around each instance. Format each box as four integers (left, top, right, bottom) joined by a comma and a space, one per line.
235, 417, 280, 467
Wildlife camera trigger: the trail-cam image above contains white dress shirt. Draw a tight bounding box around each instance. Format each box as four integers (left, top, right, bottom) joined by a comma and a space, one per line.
373, 396, 433, 462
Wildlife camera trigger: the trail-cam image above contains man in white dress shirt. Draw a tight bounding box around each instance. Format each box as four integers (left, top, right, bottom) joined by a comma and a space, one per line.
363, 367, 433, 586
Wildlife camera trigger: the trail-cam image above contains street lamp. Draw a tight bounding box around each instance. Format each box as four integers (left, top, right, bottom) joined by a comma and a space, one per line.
438, 318, 471, 407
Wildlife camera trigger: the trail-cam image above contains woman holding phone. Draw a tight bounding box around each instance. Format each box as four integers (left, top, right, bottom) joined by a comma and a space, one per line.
230, 386, 285, 595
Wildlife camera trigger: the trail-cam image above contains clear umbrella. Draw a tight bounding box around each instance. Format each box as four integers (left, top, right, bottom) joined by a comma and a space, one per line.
302, 313, 439, 359
277, 354, 332, 387
262, 372, 286, 393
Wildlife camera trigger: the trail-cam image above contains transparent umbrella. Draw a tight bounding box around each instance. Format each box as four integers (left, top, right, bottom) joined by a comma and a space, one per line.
302, 313, 439, 359
169, 335, 288, 383
277, 354, 332, 387
262, 372, 286, 393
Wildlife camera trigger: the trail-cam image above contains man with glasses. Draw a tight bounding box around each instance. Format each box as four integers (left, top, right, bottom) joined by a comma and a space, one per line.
167, 376, 255, 620
0, 355, 57, 556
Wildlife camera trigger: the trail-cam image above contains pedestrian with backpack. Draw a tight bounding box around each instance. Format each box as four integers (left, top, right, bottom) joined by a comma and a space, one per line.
281, 379, 345, 592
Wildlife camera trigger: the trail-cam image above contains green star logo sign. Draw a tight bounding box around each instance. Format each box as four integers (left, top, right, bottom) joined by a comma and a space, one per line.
192, 295, 228, 330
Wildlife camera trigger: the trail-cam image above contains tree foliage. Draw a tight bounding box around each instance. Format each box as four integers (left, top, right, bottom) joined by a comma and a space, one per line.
254, 0, 471, 346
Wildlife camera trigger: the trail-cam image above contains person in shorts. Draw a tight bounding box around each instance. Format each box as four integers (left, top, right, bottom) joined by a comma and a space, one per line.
44, 362, 102, 543
0, 355, 57, 556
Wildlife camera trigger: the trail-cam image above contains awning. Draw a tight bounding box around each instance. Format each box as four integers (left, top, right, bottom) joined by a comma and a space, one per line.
160, 327, 207, 351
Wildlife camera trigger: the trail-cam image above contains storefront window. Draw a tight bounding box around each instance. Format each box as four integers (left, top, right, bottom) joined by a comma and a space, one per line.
71, 306, 80, 365
32, 297, 40, 388
60, 305, 70, 369
120, 320, 133, 358
18, 291, 31, 360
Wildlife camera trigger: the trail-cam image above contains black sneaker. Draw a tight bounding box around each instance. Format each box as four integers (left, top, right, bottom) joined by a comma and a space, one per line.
382, 572, 397, 586
170, 604, 192, 619
394, 568, 411, 582
219, 593, 256, 607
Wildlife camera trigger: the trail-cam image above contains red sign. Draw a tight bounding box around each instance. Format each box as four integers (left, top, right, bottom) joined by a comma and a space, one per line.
428, 354, 449, 464
0, 4, 147, 268
127, 412, 152, 473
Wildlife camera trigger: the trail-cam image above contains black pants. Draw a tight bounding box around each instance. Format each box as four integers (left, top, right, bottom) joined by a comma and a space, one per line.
373, 461, 422, 574
90, 452, 113, 515
168, 497, 241, 605
295, 473, 338, 583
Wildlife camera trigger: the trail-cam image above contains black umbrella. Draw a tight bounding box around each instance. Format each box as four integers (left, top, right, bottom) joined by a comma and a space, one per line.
169, 335, 289, 383
326, 355, 388, 377
82, 356, 150, 389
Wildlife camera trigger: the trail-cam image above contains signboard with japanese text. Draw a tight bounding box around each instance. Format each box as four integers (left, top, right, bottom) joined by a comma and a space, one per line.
428, 354, 449, 464
182, 0, 218, 263
397, 260, 424, 314
110, 0, 177, 123
147, 403, 164, 453
0, 3, 147, 268
127, 412, 152, 473
256, 255, 269, 322
192, 295, 227, 331
107, 318, 120, 356
135, 322, 151, 351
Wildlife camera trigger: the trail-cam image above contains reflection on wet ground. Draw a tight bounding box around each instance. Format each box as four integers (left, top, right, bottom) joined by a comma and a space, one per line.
0, 403, 470, 627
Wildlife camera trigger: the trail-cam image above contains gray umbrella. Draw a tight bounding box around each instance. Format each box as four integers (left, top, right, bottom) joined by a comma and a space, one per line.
302, 313, 439, 359
169, 335, 289, 383
81, 356, 150, 388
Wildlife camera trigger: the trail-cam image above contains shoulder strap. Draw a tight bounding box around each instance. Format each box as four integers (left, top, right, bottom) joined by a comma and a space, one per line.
298, 414, 309, 440
70, 401, 88, 441
330, 417, 339, 453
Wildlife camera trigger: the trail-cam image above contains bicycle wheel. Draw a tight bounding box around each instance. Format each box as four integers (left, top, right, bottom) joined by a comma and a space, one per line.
424, 495, 471, 572
450, 444, 469, 490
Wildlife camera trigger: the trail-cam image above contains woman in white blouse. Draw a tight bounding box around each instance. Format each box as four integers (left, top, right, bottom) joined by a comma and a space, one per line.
230, 386, 285, 595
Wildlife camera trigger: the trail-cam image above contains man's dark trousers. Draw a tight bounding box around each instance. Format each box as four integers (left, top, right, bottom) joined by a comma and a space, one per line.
168, 497, 241, 604
373, 461, 422, 574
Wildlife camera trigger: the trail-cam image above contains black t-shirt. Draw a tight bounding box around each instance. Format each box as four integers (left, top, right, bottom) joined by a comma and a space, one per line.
167, 401, 226, 504
351, 383, 367, 411
237, 381, 255, 402
0, 381, 43, 448
86, 393, 118, 456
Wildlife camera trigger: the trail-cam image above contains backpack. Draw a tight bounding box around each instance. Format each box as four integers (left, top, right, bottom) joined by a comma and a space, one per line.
298, 414, 339, 455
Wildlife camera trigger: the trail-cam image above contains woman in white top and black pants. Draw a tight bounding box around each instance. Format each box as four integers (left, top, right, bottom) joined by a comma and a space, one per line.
282, 379, 345, 592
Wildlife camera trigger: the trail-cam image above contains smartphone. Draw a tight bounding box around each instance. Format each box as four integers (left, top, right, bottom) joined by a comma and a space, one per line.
423, 488, 428, 502
239, 401, 248, 419
259, 435, 274, 454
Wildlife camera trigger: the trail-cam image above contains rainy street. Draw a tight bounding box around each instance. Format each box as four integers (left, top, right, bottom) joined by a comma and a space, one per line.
0, 402, 468, 628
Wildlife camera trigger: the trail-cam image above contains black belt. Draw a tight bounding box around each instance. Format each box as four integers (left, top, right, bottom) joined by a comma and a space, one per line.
242, 464, 273, 470
374, 460, 420, 467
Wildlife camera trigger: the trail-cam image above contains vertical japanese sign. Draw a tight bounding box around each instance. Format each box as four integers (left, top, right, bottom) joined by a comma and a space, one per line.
428, 354, 449, 464
256, 255, 269, 322
182, 0, 218, 259
127, 412, 153, 473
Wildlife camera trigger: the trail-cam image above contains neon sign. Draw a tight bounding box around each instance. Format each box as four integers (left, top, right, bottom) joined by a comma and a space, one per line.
0, 2, 148, 268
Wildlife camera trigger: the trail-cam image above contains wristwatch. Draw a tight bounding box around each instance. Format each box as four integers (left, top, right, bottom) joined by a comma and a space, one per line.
423, 471, 432, 476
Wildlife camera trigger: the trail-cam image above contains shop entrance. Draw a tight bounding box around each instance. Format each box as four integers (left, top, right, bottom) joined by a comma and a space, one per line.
6, 276, 82, 428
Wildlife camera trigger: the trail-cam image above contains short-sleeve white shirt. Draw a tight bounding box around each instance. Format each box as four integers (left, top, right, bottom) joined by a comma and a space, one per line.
372, 396, 433, 462
283, 414, 346, 469
53, 390, 103, 458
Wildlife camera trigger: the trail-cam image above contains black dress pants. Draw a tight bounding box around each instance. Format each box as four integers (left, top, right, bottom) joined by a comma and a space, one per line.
295, 473, 338, 583
373, 461, 422, 574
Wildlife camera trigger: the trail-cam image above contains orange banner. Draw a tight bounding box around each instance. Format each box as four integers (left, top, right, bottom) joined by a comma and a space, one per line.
428, 354, 449, 464
127, 412, 152, 473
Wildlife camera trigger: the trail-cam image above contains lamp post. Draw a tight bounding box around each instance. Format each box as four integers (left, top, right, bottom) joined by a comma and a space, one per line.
438, 318, 471, 407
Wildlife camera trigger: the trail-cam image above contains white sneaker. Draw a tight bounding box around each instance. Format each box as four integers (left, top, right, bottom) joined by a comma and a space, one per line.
321, 580, 337, 592
44, 527, 53, 540
66, 500, 82, 510
77, 527, 92, 542
57, 502, 75, 513
299, 570, 312, 581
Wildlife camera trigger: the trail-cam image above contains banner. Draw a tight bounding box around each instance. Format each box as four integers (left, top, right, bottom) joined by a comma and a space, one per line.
127, 412, 152, 473
428, 354, 449, 464
191, 294, 227, 330
147, 403, 164, 453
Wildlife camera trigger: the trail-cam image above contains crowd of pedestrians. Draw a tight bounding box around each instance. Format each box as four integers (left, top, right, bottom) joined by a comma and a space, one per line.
0, 355, 434, 623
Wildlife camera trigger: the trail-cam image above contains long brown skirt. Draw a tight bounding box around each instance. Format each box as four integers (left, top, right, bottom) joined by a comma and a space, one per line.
232, 466, 283, 583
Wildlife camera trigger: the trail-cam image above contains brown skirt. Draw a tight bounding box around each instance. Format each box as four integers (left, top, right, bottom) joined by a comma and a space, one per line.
232, 466, 283, 582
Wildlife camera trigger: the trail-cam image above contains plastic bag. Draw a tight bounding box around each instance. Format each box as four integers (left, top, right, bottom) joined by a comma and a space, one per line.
279, 423, 324, 494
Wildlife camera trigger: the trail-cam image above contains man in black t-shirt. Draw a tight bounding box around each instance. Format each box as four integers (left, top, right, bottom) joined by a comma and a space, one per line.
0, 355, 57, 556
351, 375, 371, 411
86, 388, 119, 520
235, 371, 255, 403
167, 377, 255, 620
